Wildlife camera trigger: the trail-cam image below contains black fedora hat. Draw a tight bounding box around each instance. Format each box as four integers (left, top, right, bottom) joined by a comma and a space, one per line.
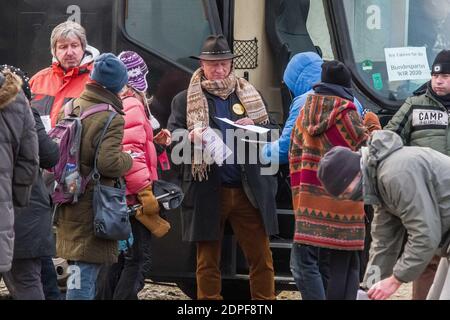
190, 34, 241, 61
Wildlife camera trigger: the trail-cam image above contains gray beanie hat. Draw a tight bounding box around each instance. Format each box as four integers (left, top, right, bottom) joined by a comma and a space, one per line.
318, 146, 361, 197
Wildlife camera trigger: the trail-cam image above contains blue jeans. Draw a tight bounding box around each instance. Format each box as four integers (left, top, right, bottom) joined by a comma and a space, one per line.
290, 243, 330, 300
65, 261, 102, 300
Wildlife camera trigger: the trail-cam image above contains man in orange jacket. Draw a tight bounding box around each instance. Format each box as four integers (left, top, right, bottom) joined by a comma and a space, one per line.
29, 20, 99, 300
30, 20, 100, 128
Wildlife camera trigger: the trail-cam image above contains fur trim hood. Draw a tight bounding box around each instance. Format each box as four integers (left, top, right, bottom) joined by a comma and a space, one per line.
0, 70, 22, 110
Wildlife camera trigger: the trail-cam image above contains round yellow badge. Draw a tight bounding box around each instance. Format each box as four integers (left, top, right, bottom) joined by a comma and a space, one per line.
232, 103, 245, 115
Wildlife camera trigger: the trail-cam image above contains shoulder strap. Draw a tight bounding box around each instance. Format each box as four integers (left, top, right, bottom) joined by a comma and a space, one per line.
92, 112, 117, 180
80, 103, 114, 120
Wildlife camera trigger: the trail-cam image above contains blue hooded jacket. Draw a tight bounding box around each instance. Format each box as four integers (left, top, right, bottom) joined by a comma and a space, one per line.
262, 52, 363, 164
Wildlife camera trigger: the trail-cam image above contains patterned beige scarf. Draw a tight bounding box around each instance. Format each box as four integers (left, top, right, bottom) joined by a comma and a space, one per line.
186, 67, 269, 181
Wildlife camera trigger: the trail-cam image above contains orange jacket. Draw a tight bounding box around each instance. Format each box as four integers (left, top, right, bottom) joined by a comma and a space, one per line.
30, 47, 99, 127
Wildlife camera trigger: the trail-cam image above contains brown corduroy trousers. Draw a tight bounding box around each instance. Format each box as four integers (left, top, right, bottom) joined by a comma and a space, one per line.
196, 187, 275, 300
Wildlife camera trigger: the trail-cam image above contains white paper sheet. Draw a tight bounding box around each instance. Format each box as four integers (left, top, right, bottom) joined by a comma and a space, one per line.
356, 289, 370, 300
41, 115, 52, 133
202, 127, 233, 165
385, 47, 431, 82
215, 117, 270, 134
241, 138, 270, 144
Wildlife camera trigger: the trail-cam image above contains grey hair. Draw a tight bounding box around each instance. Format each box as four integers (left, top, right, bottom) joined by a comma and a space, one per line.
50, 21, 87, 57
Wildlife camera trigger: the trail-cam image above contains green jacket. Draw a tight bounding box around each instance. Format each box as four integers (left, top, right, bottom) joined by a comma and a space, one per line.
362, 131, 450, 284
55, 83, 132, 264
384, 88, 450, 155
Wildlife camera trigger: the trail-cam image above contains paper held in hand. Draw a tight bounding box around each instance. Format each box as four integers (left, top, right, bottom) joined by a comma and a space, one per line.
356, 289, 370, 300
202, 127, 233, 166
241, 138, 270, 145
41, 115, 52, 133
215, 117, 270, 134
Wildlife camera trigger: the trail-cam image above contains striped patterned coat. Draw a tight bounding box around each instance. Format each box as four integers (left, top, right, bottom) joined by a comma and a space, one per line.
289, 94, 369, 251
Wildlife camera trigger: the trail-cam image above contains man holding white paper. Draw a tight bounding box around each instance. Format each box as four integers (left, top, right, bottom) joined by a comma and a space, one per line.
168, 34, 279, 300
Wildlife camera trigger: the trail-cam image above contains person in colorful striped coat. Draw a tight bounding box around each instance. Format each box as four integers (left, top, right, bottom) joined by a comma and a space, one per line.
288, 60, 380, 300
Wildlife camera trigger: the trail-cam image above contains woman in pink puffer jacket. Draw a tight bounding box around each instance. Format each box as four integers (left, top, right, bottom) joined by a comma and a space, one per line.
96, 51, 171, 300
122, 88, 158, 192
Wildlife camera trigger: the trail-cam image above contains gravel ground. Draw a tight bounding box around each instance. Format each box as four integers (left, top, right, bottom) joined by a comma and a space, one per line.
389, 283, 413, 300
0, 279, 412, 300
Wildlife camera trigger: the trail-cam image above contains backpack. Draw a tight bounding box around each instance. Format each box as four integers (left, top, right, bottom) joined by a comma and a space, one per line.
49, 101, 116, 205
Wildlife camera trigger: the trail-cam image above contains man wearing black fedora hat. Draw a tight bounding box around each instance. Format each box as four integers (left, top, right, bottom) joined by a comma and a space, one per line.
168, 34, 279, 300
385, 49, 450, 299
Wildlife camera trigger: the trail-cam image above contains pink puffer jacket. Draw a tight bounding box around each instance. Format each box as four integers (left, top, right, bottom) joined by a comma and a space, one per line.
122, 93, 158, 196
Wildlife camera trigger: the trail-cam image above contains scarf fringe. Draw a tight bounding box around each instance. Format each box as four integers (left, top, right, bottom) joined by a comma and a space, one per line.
191, 163, 210, 182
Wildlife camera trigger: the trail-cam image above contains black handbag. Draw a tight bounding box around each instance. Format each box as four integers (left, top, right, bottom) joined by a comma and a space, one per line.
92, 112, 131, 240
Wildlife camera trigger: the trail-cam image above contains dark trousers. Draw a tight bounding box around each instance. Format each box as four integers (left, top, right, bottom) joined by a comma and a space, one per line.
96, 217, 152, 300
196, 187, 275, 300
291, 244, 360, 300
290, 244, 330, 300
3, 258, 45, 300
40, 256, 62, 300
359, 205, 374, 282
324, 249, 360, 300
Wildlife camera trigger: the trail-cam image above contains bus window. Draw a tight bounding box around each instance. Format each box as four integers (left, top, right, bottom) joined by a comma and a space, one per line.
266, 0, 333, 60
408, 0, 450, 58
306, 0, 334, 61
125, 0, 212, 70
342, 0, 450, 102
